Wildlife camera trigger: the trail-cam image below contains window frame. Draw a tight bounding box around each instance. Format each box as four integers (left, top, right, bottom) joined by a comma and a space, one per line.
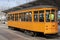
19, 11, 32, 22
34, 11, 39, 22
15, 14, 18, 21
39, 10, 44, 22
51, 9, 55, 22
46, 10, 50, 22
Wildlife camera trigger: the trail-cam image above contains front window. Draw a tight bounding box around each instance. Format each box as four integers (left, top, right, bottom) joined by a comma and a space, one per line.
51, 10, 55, 22
49, 13, 55, 22
46, 10, 55, 22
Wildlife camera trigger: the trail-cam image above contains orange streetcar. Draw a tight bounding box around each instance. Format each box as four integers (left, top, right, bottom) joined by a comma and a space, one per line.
3, 5, 58, 36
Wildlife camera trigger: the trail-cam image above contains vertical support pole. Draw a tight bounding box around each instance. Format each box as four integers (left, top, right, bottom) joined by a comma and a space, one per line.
14, 14, 15, 21
32, 11, 34, 22
44, 8, 46, 22
50, 9, 51, 22
38, 11, 39, 22
18, 13, 19, 21
55, 10, 56, 22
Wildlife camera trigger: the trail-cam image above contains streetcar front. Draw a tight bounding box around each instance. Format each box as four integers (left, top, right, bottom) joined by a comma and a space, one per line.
44, 8, 58, 35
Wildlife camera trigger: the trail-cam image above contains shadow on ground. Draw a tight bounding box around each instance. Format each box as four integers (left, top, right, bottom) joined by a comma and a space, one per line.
9, 28, 60, 39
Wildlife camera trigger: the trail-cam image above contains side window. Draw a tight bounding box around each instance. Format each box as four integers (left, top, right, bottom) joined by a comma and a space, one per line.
28, 12, 32, 21
19, 13, 27, 21
25, 13, 29, 21
34, 11, 38, 22
8, 14, 10, 21
13, 14, 14, 21
9, 14, 11, 20
21, 13, 25, 21
10, 14, 12, 21
39, 10, 44, 22
19, 12, 32, 22
19, 13, 22, 21
15, 14, 18, 21
19, 13, 27, 22
25, 12, 32, 22
9, 14, 14, 21
11, 14, 14, 21
46, 10, 50, 22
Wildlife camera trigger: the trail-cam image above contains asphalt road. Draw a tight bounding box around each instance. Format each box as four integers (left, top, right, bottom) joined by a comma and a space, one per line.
0, 24, 60, 40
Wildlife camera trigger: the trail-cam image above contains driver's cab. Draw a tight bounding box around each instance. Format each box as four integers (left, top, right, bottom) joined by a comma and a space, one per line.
44, 9, 58, 34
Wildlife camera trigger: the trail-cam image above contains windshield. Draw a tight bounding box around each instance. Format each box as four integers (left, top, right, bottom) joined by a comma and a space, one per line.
51, 10, 55, 22
46, 10, 55, 22
49, 13, 55, 22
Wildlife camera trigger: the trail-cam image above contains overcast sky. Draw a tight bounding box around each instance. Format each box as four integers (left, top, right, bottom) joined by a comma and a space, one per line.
0, 0, 36, 19
0, 0, 35, 10
0, 0, 60, 14
0, 0, 59, 20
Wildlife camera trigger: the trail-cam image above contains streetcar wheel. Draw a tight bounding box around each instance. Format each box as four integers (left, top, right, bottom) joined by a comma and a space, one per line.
8, 26, 11, 29
24, 30, 36, 36
8, 26, 14, 30
24, 30, 29, 35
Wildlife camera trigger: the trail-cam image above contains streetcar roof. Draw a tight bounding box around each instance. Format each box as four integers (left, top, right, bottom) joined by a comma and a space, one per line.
2, 5, 56, 13
2, 0, 60, 13
2, 0, 57, 13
